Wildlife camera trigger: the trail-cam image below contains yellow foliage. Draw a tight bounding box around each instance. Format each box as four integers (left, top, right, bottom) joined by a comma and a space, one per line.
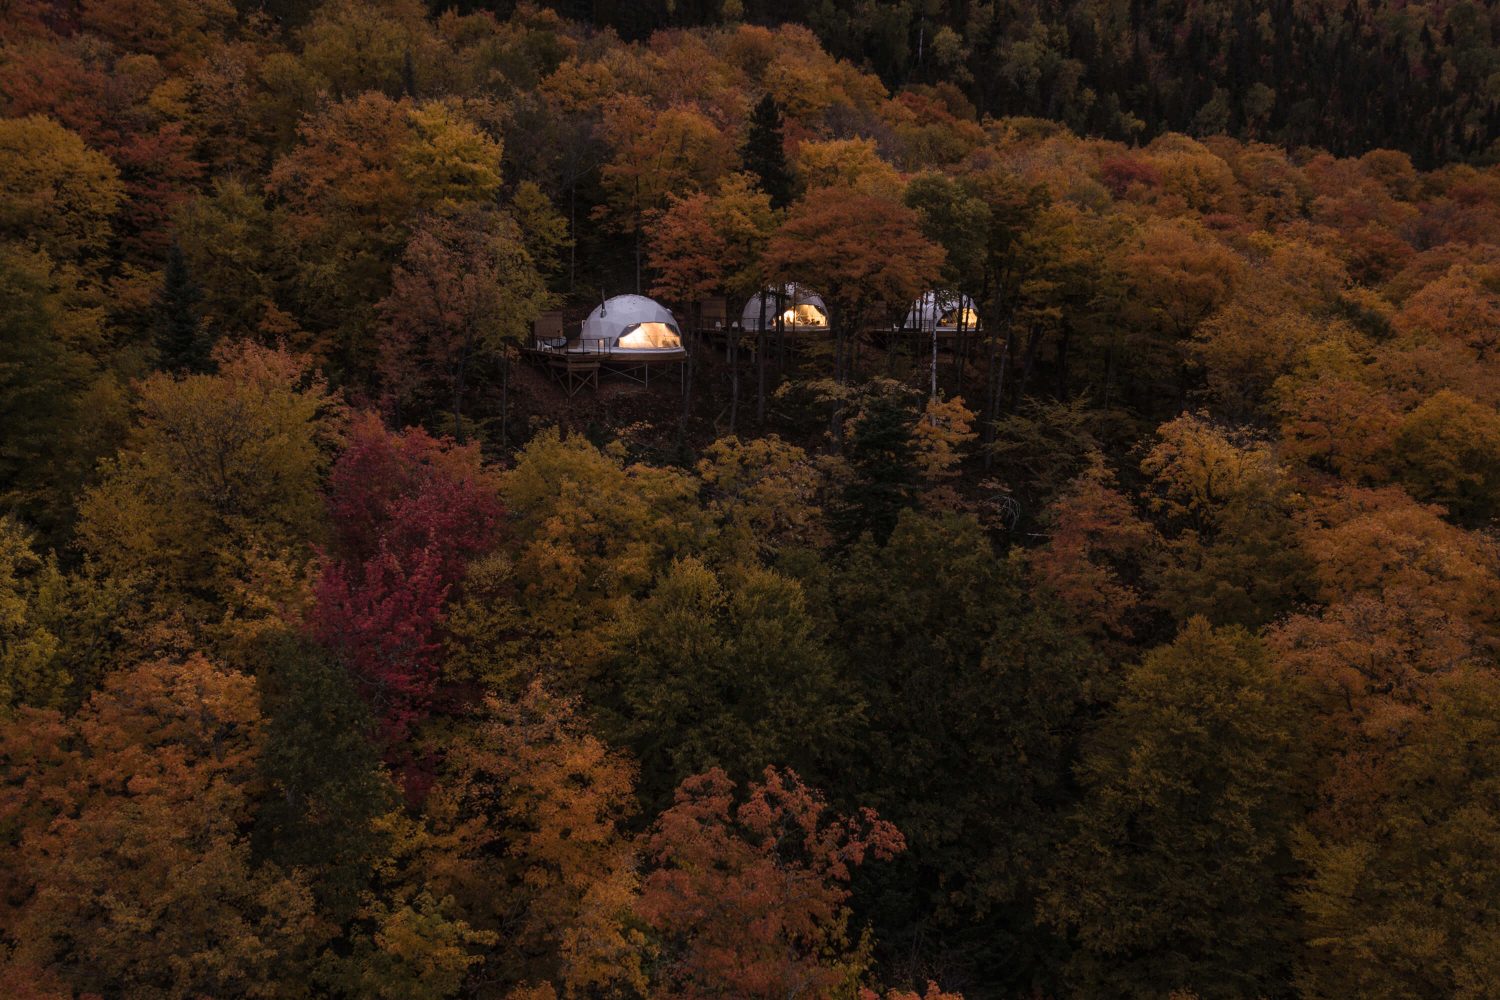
1299, 486, 1500, 629
794, 137, 904, 199
1120, 216, 1242, 337
1141, 132, 1239, 214
0, 517, 63, 711
697, 434, 832, 555
911, 395, 976, 481
415, 683, 644, 997
597, 97, 736, 228
0, 115, 123, 263
77, 343, 344, 636
401, 100, 505, 212
301, 0, 441, 96
500, 429, 708, 687
1140, 412, 1278, 525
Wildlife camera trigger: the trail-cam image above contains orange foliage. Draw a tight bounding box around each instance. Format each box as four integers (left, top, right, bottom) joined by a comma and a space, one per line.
637, 767, 904, 999
1031, 458, 1157, 641
0, 655, 324, 997
419, 682, 643, 996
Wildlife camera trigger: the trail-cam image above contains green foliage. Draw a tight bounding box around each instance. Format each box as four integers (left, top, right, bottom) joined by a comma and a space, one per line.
1042, 619, 1311, 999
253, 632, 397, 925
556, 1, 1500, 167
1142, 413, 1315, 629
1392, 389, 1500, 525
3, 4, 1500, 998
903, 172, 991, 294
601, 557, 856, 808
77, 343, 343, 631
0, 245, 125, 537
831, 511, 1105, 986
0, 516, 63, 711
173, 177, 284, 344
831, 380, 922, 545
987, 396, 1101, 520
322, 891, 493, 1000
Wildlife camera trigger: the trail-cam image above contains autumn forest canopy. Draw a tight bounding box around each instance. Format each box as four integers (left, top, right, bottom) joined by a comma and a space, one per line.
4, 0, 1500, 998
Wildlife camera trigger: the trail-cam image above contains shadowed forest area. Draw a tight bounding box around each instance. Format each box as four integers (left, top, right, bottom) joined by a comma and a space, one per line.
3, 1, 1500, 998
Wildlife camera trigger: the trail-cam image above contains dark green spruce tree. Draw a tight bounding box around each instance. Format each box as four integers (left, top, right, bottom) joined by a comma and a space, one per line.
252, 632, 397, 924
0, 248, 104, 537
741, 93, 793, 209
156, 239, 213, 372
833, 387, 920, 546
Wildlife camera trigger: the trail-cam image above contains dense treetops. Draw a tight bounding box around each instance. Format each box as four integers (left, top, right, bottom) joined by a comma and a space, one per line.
2, 1, 1500, 998
521, 0, 1500, 168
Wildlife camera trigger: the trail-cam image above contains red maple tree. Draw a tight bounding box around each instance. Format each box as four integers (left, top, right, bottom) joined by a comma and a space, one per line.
311, 414, 502, 745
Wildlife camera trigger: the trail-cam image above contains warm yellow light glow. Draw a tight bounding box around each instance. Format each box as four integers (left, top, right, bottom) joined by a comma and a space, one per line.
939, 307, 980, 328
781, 303, 828, 328
617, 322, 681, 349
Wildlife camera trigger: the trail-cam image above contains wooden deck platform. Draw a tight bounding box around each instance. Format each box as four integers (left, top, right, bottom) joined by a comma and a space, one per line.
524, 346, 601, 397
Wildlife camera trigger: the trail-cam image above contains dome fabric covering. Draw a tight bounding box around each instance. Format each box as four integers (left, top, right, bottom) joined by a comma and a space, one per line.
903, 290, 980, 332
741, 284, 829, 332
576, 295, 685, 357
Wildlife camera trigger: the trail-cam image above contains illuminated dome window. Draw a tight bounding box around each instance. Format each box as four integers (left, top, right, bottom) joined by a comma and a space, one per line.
617, 322, 682, 350
782, 302, 828, 328
904, 291, 981, 332
743, 284, 830, 332
939, 305, 981, 328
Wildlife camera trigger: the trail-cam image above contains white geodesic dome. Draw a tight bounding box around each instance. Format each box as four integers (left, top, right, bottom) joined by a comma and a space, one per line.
902, 290, 980, 332
577, 295, 685, 357
740, 284, 830, 332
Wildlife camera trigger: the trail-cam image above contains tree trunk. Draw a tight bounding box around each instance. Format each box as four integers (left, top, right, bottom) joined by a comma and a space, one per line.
680, 301, 700, 428
1056, 321, 1070, 398
982, 310, 1012, 470
452, 375, 466, 444
776, 292, 787, 373
1015, 322, 1046, 409
955, 293, 970, 392
568, 178, 577, 295
729, 327, 739, 435
452, 336, 471, 444
756, 290, 769, 426
500, 348, 510, 449
1103, 339, 1116, 412
929, 310, 939, 402
829, 304, 846, 445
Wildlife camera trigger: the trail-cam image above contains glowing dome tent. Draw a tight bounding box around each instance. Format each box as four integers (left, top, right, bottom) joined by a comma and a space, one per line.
572, 295, 685, 358
902, 290, 980, 333
741, 284, 830, 332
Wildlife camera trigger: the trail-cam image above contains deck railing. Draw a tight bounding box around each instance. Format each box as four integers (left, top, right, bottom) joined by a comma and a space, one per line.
530, 336, 618, 357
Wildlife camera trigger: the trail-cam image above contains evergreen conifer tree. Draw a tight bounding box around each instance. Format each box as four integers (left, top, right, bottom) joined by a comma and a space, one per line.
834, 389, 920, 545
252, 632, 396, 924
741, 94, 793, 209
156, 239, 211, 372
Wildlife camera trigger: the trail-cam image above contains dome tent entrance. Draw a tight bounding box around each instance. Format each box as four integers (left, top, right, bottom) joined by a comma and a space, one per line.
526, 294, 687, 396
566, 294, 686, 359
741, 284, 829, 333
901, 290, 980, 333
